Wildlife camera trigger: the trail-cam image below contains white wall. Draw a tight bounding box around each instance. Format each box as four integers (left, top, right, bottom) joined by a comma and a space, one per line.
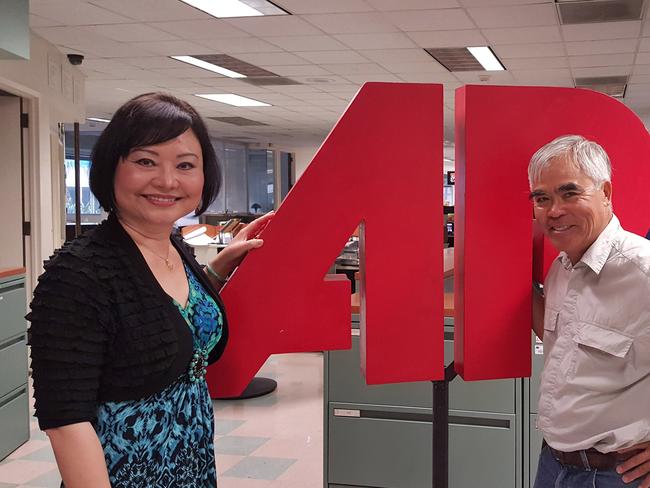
0, 32, 85, 291
293, 145, 320, 181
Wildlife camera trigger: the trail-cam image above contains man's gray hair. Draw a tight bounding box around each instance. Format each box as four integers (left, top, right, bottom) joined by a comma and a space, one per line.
528, 135, 612, 188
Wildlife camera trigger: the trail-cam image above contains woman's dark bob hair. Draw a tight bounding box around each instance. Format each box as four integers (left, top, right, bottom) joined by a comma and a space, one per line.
90, 92, 220, 215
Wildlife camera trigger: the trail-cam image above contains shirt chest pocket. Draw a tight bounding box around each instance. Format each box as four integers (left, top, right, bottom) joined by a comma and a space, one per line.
573, 322, 633, 358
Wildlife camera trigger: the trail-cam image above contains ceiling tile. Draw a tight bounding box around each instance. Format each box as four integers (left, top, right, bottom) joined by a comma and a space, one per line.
630, 73, 650, 83
270, 65, 334, 76
639, 38, 650, 52
569, 53, 635, 68
225, 16, 323, 36
502, 56, 568, 70
566, 39, 639, 56
643, 22, 650, 36
291, 75, 351, 85
33, 25, 101, 46
29, 14, 63, 27
150, 20, 250, 40
197, 37, 284, 53
511, 68, 573, 86
636, 51, 650, 64
303, 12, 399, 34
378, 61, 448, 74
120, 56, 184, 69
318, 63, 389, 75
633, 64, 650, 75
78, 58, 134, 71
395, 72, 459, 83
383, 9, 475, 31
265, 35, 349, 51
368, 0, 460, 9
561, 21, 641, 42
460, 0, 551, 5
128, 40, 216, 56
294, 50, 370, 64
343, 73, 402, 83
29, 0, 133, 24
269, 0, 374, 14
358, 48, 433, 63
88, 24, 179, 43
89, 0, 210, 22
236, 52, 321, 66
334, 33, 416, 49
467, 4, 557, 28
453, 70, 515, 83
150, 66, 224, 79
493, 42, 564, 58
406, 29, 488, 48
483, 26, 562, 44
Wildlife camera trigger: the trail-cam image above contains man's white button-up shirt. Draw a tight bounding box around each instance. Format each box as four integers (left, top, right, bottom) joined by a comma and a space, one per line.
538, 215, 650, 453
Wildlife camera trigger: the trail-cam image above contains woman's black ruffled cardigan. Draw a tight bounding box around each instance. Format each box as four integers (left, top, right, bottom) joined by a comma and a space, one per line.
27, 213, 228, 430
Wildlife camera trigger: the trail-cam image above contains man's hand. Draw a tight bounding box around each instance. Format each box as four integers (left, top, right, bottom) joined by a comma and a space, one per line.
617, 441, 650, 488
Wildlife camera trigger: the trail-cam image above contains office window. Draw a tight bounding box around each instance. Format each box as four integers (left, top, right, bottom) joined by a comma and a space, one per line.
247, 149, 274, 214
64, 158, 102, 223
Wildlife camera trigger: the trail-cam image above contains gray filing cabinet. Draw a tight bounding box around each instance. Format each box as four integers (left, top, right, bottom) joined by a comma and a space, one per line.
324, 315, 525, 488
0, 272, 29, 460
525, 334, 546, 488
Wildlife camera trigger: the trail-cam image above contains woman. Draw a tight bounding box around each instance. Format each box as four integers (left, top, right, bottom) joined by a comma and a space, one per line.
27, 92, 272, 487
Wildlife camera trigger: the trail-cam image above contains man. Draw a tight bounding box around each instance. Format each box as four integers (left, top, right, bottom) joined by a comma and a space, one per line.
528, 135, 650, 488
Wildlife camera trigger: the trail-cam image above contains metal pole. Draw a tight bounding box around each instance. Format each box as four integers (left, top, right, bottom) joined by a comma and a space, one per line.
74, 122, 81, 237
432, 362, 457, 488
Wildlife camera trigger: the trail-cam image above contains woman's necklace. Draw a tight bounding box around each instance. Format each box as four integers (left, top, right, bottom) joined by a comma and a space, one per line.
120, 219, 175, 271
141, 242, 174, 271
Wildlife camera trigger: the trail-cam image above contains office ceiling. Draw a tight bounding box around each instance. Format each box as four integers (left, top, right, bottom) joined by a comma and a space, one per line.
30, 0, 650, 150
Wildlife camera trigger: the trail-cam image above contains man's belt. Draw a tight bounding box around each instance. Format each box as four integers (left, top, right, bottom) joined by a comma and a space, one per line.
546, 441, 642, 470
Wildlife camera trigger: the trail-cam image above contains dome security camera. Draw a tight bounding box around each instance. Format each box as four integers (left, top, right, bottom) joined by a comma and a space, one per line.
67, 54, 84, 66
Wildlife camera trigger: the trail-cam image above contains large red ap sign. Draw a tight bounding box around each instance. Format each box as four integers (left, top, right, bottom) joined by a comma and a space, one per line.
207, 82, 650, 396
454, 85, 650, 381
207, 83, 444, 397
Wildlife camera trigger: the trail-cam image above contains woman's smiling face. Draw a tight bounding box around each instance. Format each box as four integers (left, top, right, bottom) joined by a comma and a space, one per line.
113, 129, 204, 230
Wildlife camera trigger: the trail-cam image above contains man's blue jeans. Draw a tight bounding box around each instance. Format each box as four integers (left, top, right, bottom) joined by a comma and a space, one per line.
533, 445, 641, 488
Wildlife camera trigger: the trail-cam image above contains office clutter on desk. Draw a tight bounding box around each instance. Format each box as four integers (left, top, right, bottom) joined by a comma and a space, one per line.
181, 219, 242, 246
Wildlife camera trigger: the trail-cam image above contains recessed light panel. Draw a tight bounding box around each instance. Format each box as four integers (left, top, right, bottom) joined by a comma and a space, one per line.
425, 47, 505, 72
467, 47, 505, 71
190, 54, 277, 78
180, 0, 288, 18
171, 55, 246, 78
196, 94, 272, 107
87, 117, 111, 123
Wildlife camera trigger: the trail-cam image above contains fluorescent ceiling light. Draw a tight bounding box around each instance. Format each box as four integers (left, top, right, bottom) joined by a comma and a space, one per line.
196, 94, 272, 107
87, 117, 110, 123
180, 0, 262, 18
171, 55, 246, 78
467, 47, 504, 71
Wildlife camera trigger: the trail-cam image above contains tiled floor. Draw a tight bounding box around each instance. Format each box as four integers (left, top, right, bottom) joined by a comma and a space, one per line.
0, 353, 324, 488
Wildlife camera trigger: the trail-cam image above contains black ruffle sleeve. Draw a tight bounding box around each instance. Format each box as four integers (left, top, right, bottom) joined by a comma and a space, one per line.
27, 251, 110, 430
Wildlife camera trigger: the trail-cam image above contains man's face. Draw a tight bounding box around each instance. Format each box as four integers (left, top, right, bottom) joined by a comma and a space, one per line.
530, 156, 612, 264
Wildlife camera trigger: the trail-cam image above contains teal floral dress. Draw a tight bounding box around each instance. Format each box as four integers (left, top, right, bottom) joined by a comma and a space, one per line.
93, 263, 223, 488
